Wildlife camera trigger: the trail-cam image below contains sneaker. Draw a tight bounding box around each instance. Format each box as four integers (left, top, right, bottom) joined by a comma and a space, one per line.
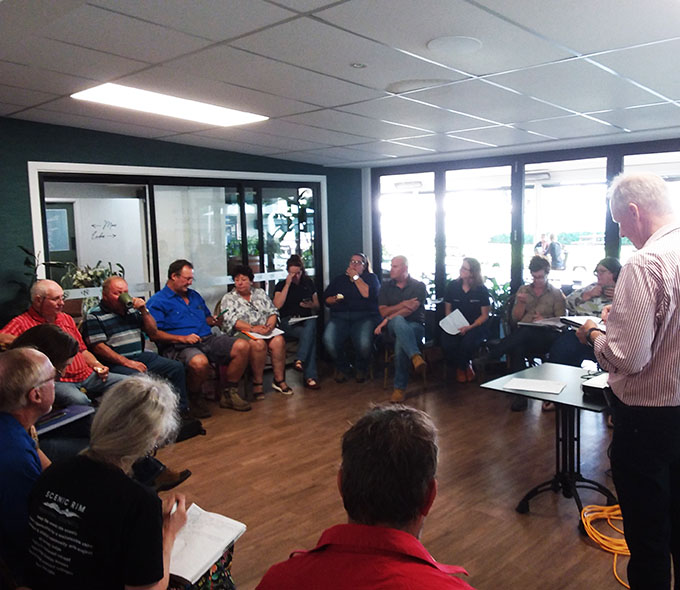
272, 380, 294, 396
189, 395, 212, 419
390, 388, 405, 403
455, 368, 467, 383
154, 468, 192, 492
511, 396, 528, 412
220, 387, 251, 411
411, 353, 426, 376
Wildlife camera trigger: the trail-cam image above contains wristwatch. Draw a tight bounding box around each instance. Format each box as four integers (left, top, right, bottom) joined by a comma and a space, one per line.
586, 327, 601, 347
352, 274, 360, 281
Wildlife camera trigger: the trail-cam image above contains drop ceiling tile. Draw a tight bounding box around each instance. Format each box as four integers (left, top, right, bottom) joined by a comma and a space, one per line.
588, 103, 680, 132
350, 140, 436, 156
488, 59, 662, 114
409, 79, 568, 124
161, 134, 278, 156
168, 46, 384, 107
0, 0, 86, 43
479, 0, 680, 55
43, 4, 210, 62
0, 101, 25, 115
119, 67, 317, 118
232, 17, 462, 91
248, 119, 368, 145
339, 96, 486, 133
317, 0, 571, 75
267, 150, 349, 166
91, 0, 294, 42
0, 61, 95, 95
451, 125, 544, 146
520, 114, 623, 139
0, 84, 58, 106
270, 0, 340, 12
0, 38, 148, 81
196, 127, 329, 152
13, 108, 176, 138
592, 39, 680, 101
283, 109, 425, 140
397, 133, 490, 151
309, 145, 400, 161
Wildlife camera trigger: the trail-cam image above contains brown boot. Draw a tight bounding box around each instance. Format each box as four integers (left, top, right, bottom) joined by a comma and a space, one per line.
219, 386, 251, 412
189, 394, 211, 419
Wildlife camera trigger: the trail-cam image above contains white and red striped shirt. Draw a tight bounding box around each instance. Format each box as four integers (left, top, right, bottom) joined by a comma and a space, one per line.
594, 223, 680, 406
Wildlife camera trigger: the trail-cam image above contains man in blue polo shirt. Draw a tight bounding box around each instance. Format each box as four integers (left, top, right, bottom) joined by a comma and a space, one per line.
146, 259, 250, 412
83, 276, 194, 415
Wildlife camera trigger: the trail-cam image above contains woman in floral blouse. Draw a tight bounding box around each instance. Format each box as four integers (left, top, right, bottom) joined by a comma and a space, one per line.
220, 265, 292, 397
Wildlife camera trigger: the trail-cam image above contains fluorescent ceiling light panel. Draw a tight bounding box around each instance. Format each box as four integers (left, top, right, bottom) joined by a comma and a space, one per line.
71, 83, 268, 127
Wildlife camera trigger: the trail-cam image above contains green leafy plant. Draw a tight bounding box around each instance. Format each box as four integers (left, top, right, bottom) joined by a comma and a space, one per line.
59, 261, 125, 289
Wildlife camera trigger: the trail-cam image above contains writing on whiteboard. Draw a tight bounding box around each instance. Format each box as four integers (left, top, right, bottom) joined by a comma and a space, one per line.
90, 220, 118, 240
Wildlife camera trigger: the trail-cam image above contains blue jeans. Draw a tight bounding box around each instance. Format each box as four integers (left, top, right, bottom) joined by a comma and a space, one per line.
387, 316, 425, 390
109, 351, 188, 411
441, 325, 488, 370
548, 330, 596, 367
54, 371, 128, 406
281, 317, 318, 380
323, 312, 379, 376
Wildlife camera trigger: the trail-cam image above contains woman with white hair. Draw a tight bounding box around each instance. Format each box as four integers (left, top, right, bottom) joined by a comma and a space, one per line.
26, 375, 187, 590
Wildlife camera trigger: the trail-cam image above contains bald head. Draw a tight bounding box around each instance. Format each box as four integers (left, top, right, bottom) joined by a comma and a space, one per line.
0, 348, 55, 414
390, 256, 409, 282
30, 280, 65, 322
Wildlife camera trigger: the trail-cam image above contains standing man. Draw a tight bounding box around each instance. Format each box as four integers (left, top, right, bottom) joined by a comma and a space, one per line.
577, 172, 680, 589
257, 404, 474, 589
0, 279, 126, 406
146, 259, 251, 413
374, 256, 427, 403
83, 277, 195, 416
0, 348, 55, 585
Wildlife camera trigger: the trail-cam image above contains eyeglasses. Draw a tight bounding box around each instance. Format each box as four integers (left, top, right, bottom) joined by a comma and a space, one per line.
350, 259, 365, 265
30, 371, 57, 391
43, 294, 66, 302
594, 268, 610, 276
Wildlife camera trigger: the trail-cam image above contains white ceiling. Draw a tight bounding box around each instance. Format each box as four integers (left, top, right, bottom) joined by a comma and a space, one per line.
2, 0, 680, 168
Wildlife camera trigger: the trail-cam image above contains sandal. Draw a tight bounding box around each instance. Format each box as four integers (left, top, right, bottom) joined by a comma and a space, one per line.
293, 360, 304, 373
304, 378, 321, 390
252, 382, 265, 400
272, 379, 294, 396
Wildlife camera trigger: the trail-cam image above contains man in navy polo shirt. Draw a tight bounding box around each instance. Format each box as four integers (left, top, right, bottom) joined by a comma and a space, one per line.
83, 277, 194, 416
146, 259, 250, 412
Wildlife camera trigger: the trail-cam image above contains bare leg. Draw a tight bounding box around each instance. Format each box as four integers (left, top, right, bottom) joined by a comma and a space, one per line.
249, 339, 267, 384
224, 338, 250, 383
269, 335, 287, 385
186, 354, 211, 394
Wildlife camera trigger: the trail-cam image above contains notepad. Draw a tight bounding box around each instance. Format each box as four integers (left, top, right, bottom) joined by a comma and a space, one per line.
439, 309, 469, 335
503, 378, 566, 395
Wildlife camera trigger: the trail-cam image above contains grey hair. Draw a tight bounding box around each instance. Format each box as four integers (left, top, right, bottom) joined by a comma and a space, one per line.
393, 255, 408, 267
0, 348, 52, 413
609, 172, 673, 218
85, 375, 179, 471
30, 279, 60, 301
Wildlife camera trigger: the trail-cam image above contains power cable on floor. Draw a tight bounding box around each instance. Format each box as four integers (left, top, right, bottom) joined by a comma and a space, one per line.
581, 504, 629, 588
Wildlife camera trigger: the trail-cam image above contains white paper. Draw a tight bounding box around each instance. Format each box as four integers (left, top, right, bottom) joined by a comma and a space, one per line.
170, 504, 246, 584
288, 315, 318, 325
439, 309, 469, 335
503, 378, 566, 395
560, 316, 607, 332
243, 327, 285, 339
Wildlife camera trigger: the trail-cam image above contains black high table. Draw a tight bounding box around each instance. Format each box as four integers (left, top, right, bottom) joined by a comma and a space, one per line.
481, 363, 617, 521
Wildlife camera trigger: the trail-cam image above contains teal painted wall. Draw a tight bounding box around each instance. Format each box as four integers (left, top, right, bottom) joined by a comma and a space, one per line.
0, 117, 362, 322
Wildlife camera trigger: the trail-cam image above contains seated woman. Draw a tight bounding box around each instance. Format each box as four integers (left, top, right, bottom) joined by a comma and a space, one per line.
220, 265, 292, 397
487, 255, 566, 411
26, 375, 187, 590
322, 252, 381, 383
549, 257, 621, 367
442, 257, 491, 383
273, 254, 320, 390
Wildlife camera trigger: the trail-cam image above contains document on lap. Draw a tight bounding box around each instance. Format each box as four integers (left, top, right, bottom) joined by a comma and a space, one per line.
170, 503, 246, 585
241, 327, 285, 339
439, 309, 469, 335
288, 315, 318, 325
560, 316, 607, 332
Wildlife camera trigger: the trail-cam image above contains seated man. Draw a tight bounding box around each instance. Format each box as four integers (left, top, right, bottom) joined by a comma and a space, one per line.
257, 404, 474, 589
374, 256, 427, 403
83, 276, 197, 417
146, 259, 250, 413
0, 348, 55, 586
0, 279, 127, 406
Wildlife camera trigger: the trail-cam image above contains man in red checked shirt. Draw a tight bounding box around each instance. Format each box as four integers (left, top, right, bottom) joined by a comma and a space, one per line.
0, 279, 127, 407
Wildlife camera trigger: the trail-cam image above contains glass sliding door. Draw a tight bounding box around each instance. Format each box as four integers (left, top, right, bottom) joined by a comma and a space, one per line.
523, 158, 608, 290
444, 166, 512, 286
378, 172, 436, 297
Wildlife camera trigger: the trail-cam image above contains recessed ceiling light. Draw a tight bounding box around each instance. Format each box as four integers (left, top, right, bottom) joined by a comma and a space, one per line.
71, 83, 268, 127
350, 63, 367, 69
427, 36, 483, 56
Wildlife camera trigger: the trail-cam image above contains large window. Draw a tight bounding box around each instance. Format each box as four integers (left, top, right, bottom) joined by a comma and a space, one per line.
523, 158, 608, 289
445, 166, 512, 285
378, 172, 436, 296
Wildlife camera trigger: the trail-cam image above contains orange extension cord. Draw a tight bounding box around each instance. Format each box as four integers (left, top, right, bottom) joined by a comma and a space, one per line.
581, 504, 630, 588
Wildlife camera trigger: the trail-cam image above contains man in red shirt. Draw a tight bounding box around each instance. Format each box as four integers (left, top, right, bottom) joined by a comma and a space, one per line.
256, 404, 474, 590
0, 279, 127, 406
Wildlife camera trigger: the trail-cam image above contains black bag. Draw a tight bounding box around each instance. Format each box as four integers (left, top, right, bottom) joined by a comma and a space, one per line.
176, 416, 206, 442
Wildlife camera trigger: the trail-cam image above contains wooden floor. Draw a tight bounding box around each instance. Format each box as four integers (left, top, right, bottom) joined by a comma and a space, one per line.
157, 364, 627, 590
